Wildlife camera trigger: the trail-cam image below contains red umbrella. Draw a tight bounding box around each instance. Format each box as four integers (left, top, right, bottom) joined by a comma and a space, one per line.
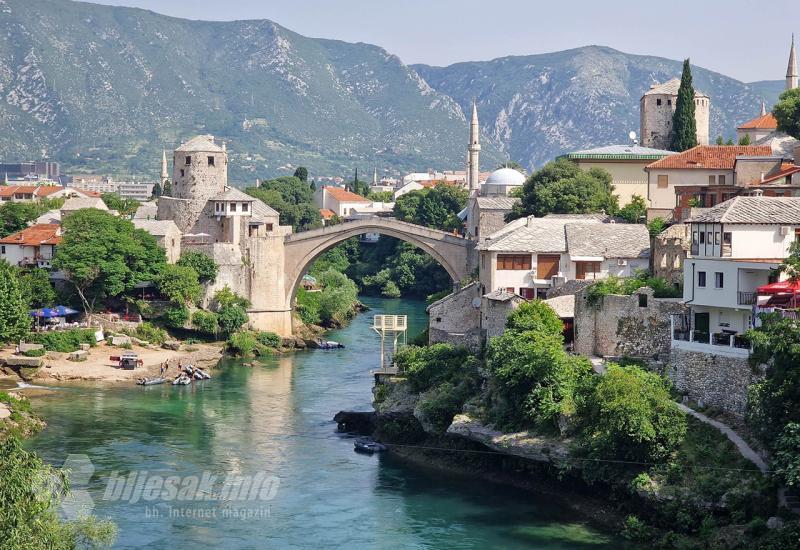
757, 280, 800, 308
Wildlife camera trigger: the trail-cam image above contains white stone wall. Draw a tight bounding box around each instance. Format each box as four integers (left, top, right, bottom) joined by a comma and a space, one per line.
641, 93, 709, 150
427, 282, 483, 351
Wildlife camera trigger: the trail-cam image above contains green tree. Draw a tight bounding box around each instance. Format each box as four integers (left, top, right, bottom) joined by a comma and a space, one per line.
670, 59, 698, 152
367, 190, 393, 202
715, 135, 724, 145
176, 250, 218, 283
774, 88, 800, 140
0, 261, 30, 343
162, 180, 172, 197
647, 217, 667, 237
618, 195, 648, 224
773, 422, 800, 488
0, 200, 63, 238
577, 365, 686, 465
779, 239, 800, 281
18, 267, 57, 309
394, 185, 468, 231
100, 192, 140, 217
293, 166, 308, 182
212, 286, 250, 335
163, 304, 189, 329
509, 159, 618, 219
505, 300, 564, 334
738, 133, 752, 145
53, 209, 166, 316
0, 436, 117, 548
155, 264, 201, 304
151, 181, 162, 199
246, 176, 321, 231
191, 310, 219, 336
726, 138, 734, 146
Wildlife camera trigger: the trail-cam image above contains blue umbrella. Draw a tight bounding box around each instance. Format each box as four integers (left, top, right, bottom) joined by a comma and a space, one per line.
30, 306, 79, 318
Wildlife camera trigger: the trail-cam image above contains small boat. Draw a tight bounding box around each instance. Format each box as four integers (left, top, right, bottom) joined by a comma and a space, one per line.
136, 377, 166, 386
354, 438, 387, 454
194, 368, 211, 380
172, 375, 191, 386
318, 340, 345, 350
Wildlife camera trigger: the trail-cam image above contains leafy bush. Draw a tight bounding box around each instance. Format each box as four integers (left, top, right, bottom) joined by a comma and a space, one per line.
417, 381, 477, 433
177, 251, 218, 283
381, 280, 401, 298
21, 348, 46, 357
132, 322, 167, 345
216, 304, 248, 336
191, 310, 219, 336
395, 344, 477, 392
585, 273, 680, 307
772, 422, 800, 487
227, 331, 257, 357
505, 300, 563, 336
26, 329, 97, 352
162, 304, 189, 329
620, 515, 654, 542
409, 328, 429, 347
296, 288, 321, 326
576, 365, 686, 470
256, 331, 281, 348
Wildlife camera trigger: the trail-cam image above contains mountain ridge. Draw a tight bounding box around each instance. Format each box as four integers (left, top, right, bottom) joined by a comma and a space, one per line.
0, 0, 786, 181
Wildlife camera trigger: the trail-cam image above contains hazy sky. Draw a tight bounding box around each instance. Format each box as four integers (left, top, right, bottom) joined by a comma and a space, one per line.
94, 0, 796, 83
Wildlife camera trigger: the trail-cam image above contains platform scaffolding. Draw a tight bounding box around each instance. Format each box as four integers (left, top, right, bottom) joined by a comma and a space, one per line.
371, 314, 407, 372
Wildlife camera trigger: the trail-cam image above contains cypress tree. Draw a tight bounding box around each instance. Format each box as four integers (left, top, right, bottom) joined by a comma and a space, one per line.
670, 59, 698, 152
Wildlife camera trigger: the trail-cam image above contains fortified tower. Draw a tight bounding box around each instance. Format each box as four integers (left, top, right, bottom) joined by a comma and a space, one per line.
158, 135, 227, 233
640, 78, 709, 150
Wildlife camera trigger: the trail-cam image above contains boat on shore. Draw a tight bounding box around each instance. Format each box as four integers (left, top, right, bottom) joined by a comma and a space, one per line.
317, 339, 345, 350
136, 377, 166, 386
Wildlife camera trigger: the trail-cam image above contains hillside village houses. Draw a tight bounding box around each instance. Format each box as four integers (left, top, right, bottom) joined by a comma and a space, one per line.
0, 223, 61, 269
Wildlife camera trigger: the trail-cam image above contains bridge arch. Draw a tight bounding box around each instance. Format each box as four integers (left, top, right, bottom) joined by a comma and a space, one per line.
282, 218, 471, 305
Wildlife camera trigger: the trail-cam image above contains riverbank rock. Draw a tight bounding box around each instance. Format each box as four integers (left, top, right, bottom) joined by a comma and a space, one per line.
334, 411, 376, 434
446, 414, 573, 467
162, 340, 181, 351
68, 350, 88, 362
18, 343, 44, 354
111, 335, 131, 347
375, 380, 418, 415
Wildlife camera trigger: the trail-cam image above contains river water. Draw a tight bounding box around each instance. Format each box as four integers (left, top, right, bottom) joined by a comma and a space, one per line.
27, 297, 619, 549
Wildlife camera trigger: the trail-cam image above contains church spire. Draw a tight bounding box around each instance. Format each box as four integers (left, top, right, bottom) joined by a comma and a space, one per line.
787, 33, 798, 91
467, 99, 481, 193
160, 149, 169, 182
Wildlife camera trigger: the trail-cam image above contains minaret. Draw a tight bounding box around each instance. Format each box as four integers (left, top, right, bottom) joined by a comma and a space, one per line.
160, 149, 169, 184
760, 101, 766, 116
787, 34, 798, 91
467, 99, 481, 194
372, 167, 378, 186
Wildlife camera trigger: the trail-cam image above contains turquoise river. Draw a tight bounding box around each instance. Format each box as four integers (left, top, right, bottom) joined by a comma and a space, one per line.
26, 297, 621, 549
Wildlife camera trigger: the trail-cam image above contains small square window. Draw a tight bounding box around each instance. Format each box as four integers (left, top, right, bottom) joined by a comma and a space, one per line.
667, 99, 672, 106
242, 202, 248, 212
638, 294, 648, 307
698, 271, 706, 287
718, 175, 726, 186
723, 232, 732, 245
1, 245, 5, 254
715, 272, 724, 288
185, 155, 191, 165
207, 156, 215, 166
180, 169, 185, 177
656, 98, 662, 106
230, 203, 237, 212
714, 232, 720, 245
266, 223, 273, 231
708, 175, 716, 185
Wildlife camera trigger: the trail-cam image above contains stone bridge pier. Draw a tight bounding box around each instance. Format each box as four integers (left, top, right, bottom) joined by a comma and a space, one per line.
247, 218, 472, 336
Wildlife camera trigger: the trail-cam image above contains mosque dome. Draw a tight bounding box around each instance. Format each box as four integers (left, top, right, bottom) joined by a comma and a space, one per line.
484, 167, 525, 187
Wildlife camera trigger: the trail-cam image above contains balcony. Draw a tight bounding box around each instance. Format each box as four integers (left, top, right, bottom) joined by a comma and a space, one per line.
670, 315, 751, 358
737, 291, 756, 306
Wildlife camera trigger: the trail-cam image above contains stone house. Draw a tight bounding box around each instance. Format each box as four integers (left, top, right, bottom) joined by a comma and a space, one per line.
461, 196, 519, 241
574, 286, 685, 360
0, 223, 61, 269
652, 223, 689, 287
314, 186, 371, 217
478, 216, 650, 300
132, 219, 182, 263
481, 290, 525, 341
427, 282, 483, 350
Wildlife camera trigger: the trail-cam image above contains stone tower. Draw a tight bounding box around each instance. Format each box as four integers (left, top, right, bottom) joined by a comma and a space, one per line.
157, 135, 228, 233
640, 78, 710, 150
467, 100, 481, 193
787, 34, 798, 91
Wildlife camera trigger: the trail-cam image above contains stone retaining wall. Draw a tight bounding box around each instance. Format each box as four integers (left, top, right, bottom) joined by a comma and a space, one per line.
666, 348, 764, 416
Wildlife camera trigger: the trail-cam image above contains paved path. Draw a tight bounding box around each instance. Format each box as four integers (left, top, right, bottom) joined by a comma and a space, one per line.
676, 403, 768, 473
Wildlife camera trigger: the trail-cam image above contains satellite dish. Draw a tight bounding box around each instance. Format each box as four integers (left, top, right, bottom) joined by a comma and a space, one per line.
471, 297, 482, 309
628, 131, 637, 141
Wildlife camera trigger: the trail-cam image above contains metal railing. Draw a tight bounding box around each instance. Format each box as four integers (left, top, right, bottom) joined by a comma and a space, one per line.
737, 292, 756, 306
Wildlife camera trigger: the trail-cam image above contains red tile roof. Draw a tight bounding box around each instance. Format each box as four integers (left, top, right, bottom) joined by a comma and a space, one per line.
323, 186, 370, 203
0, 224, 62, 246
0, 185, 68, 198
319, 208, 335, 220
757, 164, 800, 185
737, 113, 778, 130
646, 145, 774, 170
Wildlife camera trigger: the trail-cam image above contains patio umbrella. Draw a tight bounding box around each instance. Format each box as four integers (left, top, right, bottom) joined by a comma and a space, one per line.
29, 306, 79, 318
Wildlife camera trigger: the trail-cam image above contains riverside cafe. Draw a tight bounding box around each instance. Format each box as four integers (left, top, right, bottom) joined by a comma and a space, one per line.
30, 306, 80, 331
754, 280, 800, 325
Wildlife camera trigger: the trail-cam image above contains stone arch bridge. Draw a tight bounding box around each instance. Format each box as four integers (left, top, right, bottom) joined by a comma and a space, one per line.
247, 218, 472, 336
